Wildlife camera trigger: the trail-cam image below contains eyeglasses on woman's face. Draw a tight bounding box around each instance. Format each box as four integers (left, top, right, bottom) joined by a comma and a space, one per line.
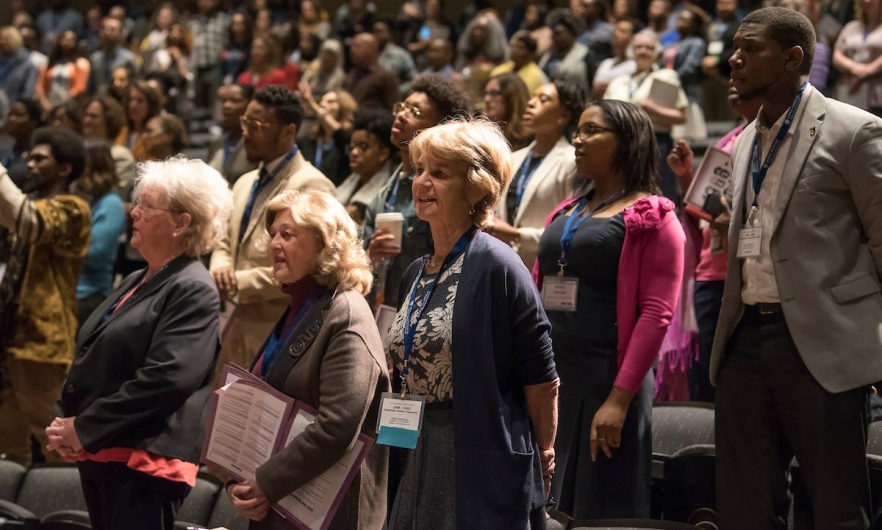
133, 196, 181, 214
392, 101, 422, 118
571, 122, 615, 142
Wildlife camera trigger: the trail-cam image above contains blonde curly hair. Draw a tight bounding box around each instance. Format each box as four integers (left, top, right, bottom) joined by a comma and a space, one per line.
264, 189, 373, 295
408, 116, 513, 228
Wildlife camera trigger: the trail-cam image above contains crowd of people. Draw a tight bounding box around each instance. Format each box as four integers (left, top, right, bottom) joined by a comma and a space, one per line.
1, 0, 882, 529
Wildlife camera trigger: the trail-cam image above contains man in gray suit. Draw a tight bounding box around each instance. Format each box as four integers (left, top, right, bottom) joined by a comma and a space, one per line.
711, 7, 882, 530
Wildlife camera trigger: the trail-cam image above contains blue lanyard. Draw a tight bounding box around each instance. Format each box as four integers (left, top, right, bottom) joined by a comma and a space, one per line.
516, 150, 542, 208
384, 172, 405, 213
749, 82, 807, 209
400, 229, 474, 389
558, 190, 625, 274
261, 289, 322, 377
223, 136, 233, 166
629, 68, 654, 100
239, 146, 298, 243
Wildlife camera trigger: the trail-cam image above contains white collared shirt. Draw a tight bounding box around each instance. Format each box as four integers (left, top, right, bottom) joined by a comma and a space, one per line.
740, 84, 813, 305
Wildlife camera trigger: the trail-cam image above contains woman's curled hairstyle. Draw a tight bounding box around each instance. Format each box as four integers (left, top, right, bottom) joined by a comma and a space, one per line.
408, 116, 513, 228
264, 190, 373, 295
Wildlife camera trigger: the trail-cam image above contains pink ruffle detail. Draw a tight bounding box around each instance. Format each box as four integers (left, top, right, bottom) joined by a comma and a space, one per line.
623, 196, 676, 234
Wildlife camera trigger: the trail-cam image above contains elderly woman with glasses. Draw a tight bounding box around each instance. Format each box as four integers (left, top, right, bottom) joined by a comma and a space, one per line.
385, 117, 559, 530
534, 100, 685, 518
225, 190, 390, 529
46, 157, 233, 530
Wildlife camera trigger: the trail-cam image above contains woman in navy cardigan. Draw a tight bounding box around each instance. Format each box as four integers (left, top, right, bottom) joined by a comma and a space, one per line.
385, 117, 559, 530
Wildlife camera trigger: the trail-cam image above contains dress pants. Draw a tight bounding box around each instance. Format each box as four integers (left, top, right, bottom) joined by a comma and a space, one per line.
78, 461, 191, 530
0, 358, 67, 465
689, 280, 724, 402
715, 311, 871, 530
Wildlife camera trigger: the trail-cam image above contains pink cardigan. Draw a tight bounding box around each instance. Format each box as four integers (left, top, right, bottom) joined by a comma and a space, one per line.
532, 195, 686, 395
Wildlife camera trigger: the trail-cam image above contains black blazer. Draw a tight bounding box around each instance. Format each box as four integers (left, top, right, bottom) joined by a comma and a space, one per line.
58, 255, 221, 463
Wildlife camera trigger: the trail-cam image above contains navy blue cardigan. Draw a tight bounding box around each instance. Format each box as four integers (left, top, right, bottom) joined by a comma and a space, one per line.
399, 231, 557, 530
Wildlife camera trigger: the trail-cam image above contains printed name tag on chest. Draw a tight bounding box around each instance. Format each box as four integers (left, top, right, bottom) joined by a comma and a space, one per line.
376, 393, 426, 449
542, 276, 579, 312
737, 227, 763, 258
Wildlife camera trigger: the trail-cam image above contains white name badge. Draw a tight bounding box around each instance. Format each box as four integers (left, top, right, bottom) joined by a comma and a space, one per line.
737, 227, 763, 258
376, 393, 426, 450
541, 276, 579, 312
708, 40, 724, 56
0, 262, 6, 286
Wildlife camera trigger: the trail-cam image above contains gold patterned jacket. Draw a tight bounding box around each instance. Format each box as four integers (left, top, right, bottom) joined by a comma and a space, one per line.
5, 195, 91, 365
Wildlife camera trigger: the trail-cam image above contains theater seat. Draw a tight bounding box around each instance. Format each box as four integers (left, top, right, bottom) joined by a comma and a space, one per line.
660, 445, 716, 526
570, 518, 700, 529
206, 486, 249, 530
14, 464, 88, 518
176, 473, 222, 528
0, 460, 27, 502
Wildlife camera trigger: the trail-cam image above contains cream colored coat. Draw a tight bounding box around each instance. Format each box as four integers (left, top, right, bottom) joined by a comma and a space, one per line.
209, 151, 335, 375
497, 137, 576, 268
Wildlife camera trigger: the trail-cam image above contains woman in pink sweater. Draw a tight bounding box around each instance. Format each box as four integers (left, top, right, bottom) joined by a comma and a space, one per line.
533, 99, 685, 518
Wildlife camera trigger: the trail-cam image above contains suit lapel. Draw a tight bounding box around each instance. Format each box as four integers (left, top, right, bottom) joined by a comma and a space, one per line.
770, 91, 825, 237
240, 153, 305, 248
515, 138, 566, 226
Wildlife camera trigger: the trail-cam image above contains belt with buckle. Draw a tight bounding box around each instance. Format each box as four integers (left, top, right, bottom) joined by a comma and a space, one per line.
745, 302, 784, 317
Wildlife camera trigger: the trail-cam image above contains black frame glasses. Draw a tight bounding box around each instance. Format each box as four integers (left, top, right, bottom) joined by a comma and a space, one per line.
571, 123, 615, 142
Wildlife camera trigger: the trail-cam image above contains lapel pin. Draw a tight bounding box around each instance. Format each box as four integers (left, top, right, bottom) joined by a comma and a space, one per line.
809, 127, 816, 137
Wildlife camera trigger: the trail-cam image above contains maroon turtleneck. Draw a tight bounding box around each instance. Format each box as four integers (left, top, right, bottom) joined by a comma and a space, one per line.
251, 275, 321, 376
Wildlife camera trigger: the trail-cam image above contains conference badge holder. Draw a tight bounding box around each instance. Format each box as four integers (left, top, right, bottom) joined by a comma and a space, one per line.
737, 206, 762, 258
542, 276, 579, 312
376, 392, 426, 450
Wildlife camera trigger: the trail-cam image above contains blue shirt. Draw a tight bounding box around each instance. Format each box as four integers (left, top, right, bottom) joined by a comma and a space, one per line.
77, 192, 127, 300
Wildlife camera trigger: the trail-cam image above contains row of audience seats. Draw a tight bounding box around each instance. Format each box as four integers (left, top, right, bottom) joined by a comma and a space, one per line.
3, 405, 881, 530
0, 461, 246, 530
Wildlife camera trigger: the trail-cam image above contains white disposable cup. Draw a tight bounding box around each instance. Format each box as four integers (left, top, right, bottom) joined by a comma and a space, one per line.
375, 212, 405, 252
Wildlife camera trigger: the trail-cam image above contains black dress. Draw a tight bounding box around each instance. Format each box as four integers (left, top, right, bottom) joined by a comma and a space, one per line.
536, 211, 653, 519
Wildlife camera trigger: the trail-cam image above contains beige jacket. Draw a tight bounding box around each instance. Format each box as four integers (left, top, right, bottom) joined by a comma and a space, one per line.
209, 152, 335, 374
253, 288, 390, 530
497, 137, 576, 268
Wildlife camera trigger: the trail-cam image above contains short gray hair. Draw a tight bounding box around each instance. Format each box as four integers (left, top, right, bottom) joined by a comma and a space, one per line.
134, 156, 233, 257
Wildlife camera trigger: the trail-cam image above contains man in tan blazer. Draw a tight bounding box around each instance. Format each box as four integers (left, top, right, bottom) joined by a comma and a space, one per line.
210, 86, 335, 380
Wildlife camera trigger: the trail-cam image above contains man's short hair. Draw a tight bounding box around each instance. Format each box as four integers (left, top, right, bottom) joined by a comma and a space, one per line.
31, 127, 87, 184
741, 6, 816, 74
253, 85, 304, 129
408, 74, 470, 122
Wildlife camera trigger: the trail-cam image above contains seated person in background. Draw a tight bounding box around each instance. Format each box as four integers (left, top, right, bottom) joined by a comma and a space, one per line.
226, 190, 390, 529
81, 95, 135, 200
141, 114, 188, 161
344, 32, 401, 112
0, 26, 38, 103
539, 9, 597, 94
490, 32, 550, 95
421, 38, 460, 81
0, 98, 43, 189
336, 109, 396, 225
0, 128, 91, 465
47, 158, 232, 530
592, 18, 639, 99
481, 73, 532, 151
237, 33, 288, 90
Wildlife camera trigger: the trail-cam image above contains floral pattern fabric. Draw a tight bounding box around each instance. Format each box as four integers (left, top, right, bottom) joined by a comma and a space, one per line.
388, 253, 463, 403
